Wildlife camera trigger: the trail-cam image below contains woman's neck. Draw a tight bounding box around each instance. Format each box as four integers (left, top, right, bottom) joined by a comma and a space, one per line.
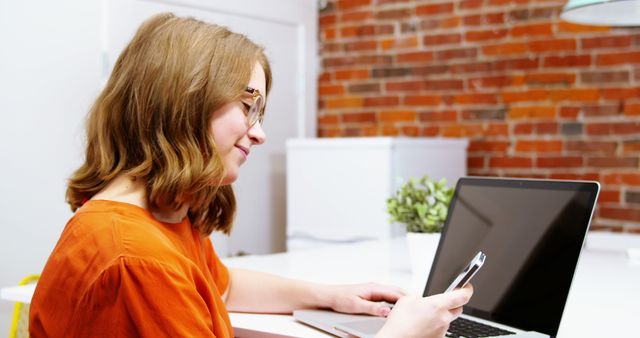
91, 174, 188, 223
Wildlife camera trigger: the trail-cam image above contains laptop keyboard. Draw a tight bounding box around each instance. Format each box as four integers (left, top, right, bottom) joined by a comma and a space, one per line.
446, 317, 515, 338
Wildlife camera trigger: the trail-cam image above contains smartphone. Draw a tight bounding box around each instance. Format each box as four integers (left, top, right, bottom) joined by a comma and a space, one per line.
445, 251, 486, 293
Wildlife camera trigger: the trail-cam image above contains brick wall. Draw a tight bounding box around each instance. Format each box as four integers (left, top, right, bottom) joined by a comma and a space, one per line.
317, 0, 640, 233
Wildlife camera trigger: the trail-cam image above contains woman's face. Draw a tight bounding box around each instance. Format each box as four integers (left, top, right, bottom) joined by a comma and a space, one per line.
210, 61, 267, 185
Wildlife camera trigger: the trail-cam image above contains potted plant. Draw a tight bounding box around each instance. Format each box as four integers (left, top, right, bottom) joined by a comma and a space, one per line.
387, 175, 455, 280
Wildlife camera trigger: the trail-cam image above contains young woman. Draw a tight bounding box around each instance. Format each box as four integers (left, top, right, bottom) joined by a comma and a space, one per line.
29, 13, 471, 337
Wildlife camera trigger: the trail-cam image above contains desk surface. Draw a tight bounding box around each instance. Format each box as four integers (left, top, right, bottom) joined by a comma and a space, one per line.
3, 233, 639, 338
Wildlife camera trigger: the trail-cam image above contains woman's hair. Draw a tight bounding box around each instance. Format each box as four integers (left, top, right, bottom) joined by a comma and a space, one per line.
66, 13, 272, 235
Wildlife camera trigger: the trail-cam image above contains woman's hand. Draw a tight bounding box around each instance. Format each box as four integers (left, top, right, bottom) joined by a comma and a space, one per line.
376, 284, 473, 338
319, 282, 406, 317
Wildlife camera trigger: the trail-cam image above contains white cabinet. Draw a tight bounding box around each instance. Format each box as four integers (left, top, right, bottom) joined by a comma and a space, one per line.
286, 137, 468, 250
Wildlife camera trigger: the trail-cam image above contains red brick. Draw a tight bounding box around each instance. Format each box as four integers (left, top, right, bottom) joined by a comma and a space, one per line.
343, 112, 376, 123
486, 123, 509, 136
347, 83, 379, 94
489, 156, 533, 168
557, 21, 610, 33
514, 122, 533, 134
601, 88, 640, 100
319, 85, 345, 96
376, 8, 413, 20
543, 55, 591, 68
468, 156, 486, 169
598, 190, 621, 204
536, 156, 583, 168
508, 106, 556, 119
400, 125, 420, 136
585, 123, 612, 135
613, 122, 640, 134
600, 207, 640, 222
581, 71, 629, 84
416, 3, 454, 16
587, 157, 638, 168
442, 124, 484, 137
482, 43, 527, 56
319, 114, 339, 125
502, 90, 549, 103
529, 39, 577, 53
519, 72, 576, 86
511, 23, 553, 37
550, 89, 599, 102
321, 28, 337, 41
421, 126, 440, 136
436, 48, 478, 60
418, 110, 457, 122
341, 11, 374, 22
623, 140, 640, 153
318, 127, 342, 137
335, 69, 370, 80
363, 96, 399, 107
465, 29, 508, 42
387, 80, 463, 92
459, 0, 483, 9
468, 140, 510, 152
624, 103, 640, 116
344, 40, 377, 52
379, 110, 417, 122
485, 12, 505, 24
450, 62, 493, 74
385, 80, 422, 92
382, 125, 399, 136
468, 76, 513, 88
404, 95, 440, 106
337, 0, 372, 10
549, 172, 600, 181
454, 93, 498, 105
603, 173, 640, 186
582, 35, 632, 49
488, 0, 530, 5
494, 57, 539, 70
597, 52, 640, 66
565, 141, 617, 153
581, 104, 622, 117
319, 14, 337, 27
381, 36, 418, 50
515, 140, 563, 153
326, 97, 364, 109
462, 14, 482, 26
559, 106, 580, 119
319, 72, 331, 83
423, 33, 462, 45
396, 51, 434, 63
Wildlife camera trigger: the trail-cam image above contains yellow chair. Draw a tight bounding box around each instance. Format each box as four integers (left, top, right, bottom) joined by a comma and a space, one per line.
9, 275, 39, 338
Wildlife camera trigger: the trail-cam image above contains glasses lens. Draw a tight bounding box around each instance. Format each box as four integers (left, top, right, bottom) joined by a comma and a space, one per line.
250, 96, 263, 126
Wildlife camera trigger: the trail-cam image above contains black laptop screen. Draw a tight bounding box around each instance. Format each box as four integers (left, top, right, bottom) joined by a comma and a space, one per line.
423, 178, 599, 337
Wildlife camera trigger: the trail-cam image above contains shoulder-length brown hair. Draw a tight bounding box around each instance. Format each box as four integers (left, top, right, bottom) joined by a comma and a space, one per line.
67, 13, 272, 235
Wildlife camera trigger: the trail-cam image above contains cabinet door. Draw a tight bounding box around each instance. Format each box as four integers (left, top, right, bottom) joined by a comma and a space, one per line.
106, 0, 317, 256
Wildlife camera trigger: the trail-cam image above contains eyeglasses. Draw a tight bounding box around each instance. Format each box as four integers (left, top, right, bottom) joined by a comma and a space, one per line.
244, 86, 264, 127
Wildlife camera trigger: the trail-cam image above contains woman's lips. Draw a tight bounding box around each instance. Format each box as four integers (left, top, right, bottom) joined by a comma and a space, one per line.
236, 145, 249, 159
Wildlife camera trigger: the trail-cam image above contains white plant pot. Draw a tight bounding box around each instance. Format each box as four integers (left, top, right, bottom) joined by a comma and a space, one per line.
406, 232, 441, 282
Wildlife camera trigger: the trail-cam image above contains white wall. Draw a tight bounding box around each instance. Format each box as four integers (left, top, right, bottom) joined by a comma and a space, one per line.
0, 0, 102, 333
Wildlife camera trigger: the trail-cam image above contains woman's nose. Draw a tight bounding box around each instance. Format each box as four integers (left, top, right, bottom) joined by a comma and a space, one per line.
248, 122, 266, 145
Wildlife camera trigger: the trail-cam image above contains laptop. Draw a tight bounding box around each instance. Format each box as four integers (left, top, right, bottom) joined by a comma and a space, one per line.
294, 177, 600, 338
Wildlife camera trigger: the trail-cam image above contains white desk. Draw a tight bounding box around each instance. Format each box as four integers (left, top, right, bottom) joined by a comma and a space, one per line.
3, 234, 640, 338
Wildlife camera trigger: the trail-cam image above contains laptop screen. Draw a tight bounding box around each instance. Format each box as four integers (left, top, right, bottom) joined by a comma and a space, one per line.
423, 178, 599, 337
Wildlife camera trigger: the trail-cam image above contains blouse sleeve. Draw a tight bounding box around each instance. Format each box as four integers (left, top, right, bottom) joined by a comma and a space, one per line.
69, 256, 230, 338
204, 236, 230, 294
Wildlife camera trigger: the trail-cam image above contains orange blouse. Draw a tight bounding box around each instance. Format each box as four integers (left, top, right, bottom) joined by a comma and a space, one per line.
30, 200, 233, 337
